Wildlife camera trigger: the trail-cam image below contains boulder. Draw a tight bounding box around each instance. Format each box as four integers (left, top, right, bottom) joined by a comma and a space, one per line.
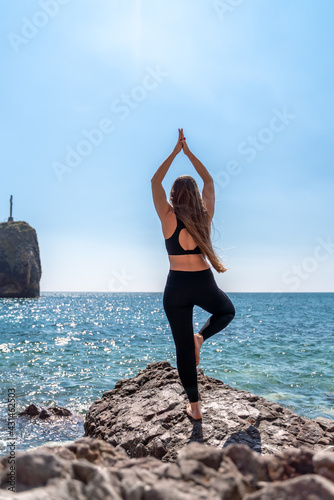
0, 221, 41, 298
18, 404, 40, 417
84, 361, 334, 461
244, 474, 334, 500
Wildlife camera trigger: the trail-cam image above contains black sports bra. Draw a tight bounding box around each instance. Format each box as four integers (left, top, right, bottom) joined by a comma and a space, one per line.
165, 217, 201, 255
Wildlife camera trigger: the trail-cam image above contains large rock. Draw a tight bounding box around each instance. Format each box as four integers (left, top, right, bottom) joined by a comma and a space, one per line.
84, 361, 334, 461
1, 437, 334, 499
0, 221, 41, 298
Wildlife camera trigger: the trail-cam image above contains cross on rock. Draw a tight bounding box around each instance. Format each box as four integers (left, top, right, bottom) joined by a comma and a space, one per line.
8, 195, 13, 222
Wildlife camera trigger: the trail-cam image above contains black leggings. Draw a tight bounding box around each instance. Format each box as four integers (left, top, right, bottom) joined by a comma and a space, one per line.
163, 268, 235, 403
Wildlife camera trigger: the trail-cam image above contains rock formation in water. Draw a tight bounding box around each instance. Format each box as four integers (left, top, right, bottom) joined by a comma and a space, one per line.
84, 361, 334, 461
18, 404, 72, 419
0, 221, 42, 298
1, 437, 334, 498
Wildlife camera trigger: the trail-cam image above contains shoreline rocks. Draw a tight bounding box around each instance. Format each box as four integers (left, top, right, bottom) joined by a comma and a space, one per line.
0, 363, 333, 498
0, 221, 42, 298
1, 437, 334, 499
84, 361, 334, 462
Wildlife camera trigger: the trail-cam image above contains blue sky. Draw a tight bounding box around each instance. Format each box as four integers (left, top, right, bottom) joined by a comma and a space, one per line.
1, 0, 333, 292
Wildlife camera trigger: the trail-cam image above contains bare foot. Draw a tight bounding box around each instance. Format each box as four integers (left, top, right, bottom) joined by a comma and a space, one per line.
186, 402, 202, 420
194, 333, 204, 366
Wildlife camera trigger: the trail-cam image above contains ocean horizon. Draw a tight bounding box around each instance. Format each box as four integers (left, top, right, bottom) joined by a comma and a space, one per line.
1, 291, 333, 455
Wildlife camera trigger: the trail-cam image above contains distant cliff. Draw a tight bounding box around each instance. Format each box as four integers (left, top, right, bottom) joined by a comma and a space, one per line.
0, 221, 42, 298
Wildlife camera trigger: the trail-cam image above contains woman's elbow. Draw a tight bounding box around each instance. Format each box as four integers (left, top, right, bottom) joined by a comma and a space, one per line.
151, 175, 161, 185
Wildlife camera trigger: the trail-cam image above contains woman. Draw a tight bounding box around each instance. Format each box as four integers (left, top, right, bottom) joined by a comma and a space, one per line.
151, 128, 235, 420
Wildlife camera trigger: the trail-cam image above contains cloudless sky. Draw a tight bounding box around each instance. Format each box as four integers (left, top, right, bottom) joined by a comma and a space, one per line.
1, 0, 333, 292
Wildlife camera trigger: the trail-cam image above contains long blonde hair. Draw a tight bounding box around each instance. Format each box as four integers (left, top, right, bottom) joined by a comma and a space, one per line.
169, 175, 227, 273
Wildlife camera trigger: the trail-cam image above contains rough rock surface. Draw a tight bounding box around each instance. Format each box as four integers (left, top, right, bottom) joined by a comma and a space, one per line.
84, 361, 334, 462
1, 437, 334, 499
0, 221, 41, 298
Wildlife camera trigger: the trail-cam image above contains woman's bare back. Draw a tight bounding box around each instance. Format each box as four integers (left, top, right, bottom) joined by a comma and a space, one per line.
161, 210, 210, 271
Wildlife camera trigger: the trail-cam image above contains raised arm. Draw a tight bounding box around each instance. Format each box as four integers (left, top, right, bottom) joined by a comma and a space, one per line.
151, 129, 183, 220
181, 131, 215, 219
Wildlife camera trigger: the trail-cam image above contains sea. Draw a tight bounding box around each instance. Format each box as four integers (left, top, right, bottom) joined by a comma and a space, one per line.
0, 292, 333, 456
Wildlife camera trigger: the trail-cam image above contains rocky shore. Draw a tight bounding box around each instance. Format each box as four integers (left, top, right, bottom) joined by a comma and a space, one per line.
0, 361, 333, 499
1, 436, 334, 498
